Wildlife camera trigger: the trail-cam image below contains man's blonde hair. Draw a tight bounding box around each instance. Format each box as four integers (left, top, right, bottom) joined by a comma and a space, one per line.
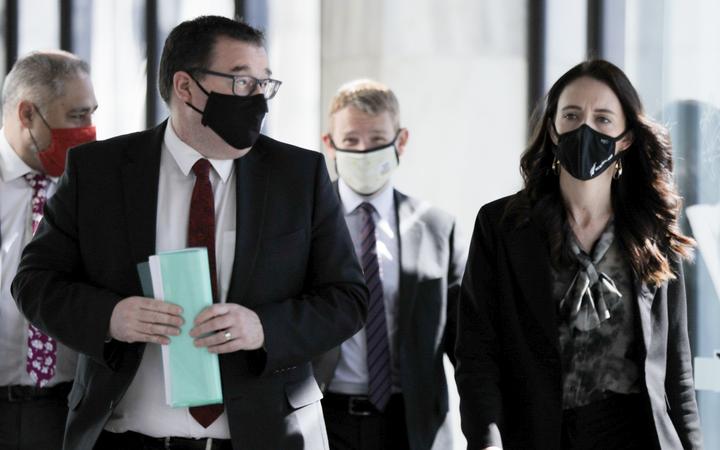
328, 79, 400, 130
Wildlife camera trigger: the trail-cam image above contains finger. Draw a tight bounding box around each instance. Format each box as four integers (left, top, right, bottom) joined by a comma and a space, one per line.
193, 326, 242, 347
138, 310, 184, 328
121, 327, 171, 345
190, 313, 235, 339
136, 321, 181, 337
194, 303, 231, 325
206, 340, 242, 354
135, 332, 171, 345
139, 298, 183, 316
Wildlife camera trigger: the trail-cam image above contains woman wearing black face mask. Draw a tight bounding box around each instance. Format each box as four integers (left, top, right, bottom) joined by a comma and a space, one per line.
455, 60, 703, 450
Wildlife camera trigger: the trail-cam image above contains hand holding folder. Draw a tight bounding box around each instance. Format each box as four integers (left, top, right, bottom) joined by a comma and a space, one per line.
137, 248, 223, 408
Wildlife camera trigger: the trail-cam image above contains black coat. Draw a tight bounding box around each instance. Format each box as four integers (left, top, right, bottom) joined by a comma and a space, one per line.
12, 121, 368, 450
455, 193, 702, 449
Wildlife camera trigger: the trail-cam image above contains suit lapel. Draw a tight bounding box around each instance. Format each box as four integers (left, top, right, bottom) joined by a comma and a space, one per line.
121, 122, 164, 265
396, 190, 424, 340
634, 278, 657, 357
506, 218, 559, 349
226, 138, 270, 304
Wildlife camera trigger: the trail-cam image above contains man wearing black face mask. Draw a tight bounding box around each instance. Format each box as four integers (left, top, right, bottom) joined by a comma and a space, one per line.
0, 50, 97, 450
12, 16, 367, 450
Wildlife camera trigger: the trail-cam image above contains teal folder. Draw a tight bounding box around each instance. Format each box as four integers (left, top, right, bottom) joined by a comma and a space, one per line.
137, 248, 223, 408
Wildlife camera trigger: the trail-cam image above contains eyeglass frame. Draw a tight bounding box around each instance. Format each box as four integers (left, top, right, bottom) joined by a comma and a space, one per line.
185, 67, 282, 99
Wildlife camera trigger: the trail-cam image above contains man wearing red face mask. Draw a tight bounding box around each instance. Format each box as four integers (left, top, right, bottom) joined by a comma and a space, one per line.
0, 50, 97, 449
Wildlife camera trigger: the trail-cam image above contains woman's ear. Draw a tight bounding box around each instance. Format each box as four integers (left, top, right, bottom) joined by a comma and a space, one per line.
617, 130, 634, 153
547, 118, 559, 145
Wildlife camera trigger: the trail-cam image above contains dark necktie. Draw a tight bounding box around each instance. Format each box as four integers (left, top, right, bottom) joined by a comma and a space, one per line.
358, 202, 392, 411
23, 173, 57, 387
187, 159, 223, 427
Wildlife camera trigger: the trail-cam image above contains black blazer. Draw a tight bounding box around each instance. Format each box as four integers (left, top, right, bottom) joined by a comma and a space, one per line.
313, 188, 467, 449
12, 121, 368, 450
455, 194, 702, 450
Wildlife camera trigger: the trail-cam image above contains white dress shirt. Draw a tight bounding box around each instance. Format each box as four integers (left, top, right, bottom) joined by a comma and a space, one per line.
328, 179, 401, 395
0, 129, 76, 387
104, 121, 236, 438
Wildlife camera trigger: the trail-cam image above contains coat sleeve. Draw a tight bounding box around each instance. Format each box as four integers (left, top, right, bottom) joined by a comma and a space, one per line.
247, 155, 368, 376
665, 261, 704, 449
443, 219, 468, 366
11, 151, 125, 368
454, 206, 504, 449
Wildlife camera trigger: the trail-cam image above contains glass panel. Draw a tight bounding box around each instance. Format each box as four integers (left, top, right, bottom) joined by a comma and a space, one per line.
88, 0, 145, 139
0, 0, 7, 91
545, 0, 587, 91
155, 0, 235, 124
623, 1, 720, 446
264, 0, 321, 149
18, 0, 59, 56
321, 0, 528, 242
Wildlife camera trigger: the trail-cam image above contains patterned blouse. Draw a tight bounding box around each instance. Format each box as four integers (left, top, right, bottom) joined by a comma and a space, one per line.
552, 222, 642, 409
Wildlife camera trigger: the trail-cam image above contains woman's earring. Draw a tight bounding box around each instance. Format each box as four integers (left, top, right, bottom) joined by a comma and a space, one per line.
552, 156, 560, 175
613, 159, 623, 179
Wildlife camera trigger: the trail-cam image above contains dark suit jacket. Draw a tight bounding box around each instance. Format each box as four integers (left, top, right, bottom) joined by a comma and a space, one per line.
12, 121, 368, 450
455, 193, 703, 450
313, 187, 466, 450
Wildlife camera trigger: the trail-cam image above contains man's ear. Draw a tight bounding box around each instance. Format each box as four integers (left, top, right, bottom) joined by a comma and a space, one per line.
17, 101, 35, 129
321, 133, 336, 159
173, 71, 194, 104
396, 128, 409, 157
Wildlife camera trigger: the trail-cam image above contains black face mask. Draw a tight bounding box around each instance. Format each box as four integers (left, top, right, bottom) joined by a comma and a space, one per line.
553, 123, 629, 180
186, 76, 268, 149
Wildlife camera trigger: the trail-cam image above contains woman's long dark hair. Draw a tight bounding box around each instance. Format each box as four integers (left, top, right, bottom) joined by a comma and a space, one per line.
507, 59, 694, 285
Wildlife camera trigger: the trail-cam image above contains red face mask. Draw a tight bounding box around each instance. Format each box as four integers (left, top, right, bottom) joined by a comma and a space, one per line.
37, 126, 97, 177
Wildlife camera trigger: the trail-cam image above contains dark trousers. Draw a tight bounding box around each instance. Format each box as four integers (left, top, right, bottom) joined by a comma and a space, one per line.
0, 384, 71, 450
321, 392, 409, 450
561, 393, 660, 450
95, 430, 233, 450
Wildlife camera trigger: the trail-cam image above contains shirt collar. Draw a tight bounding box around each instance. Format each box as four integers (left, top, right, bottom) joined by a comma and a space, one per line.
338, 177, 395, 221
0, 128, 49, 182
164, 120, 234, 183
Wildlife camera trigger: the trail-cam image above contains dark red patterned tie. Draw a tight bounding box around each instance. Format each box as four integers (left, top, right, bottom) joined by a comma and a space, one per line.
23, 173, 57, 387
187, 159, 223, 427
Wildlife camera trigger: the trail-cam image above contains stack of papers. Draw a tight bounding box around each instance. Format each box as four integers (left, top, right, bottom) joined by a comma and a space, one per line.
137, 248, 223, 408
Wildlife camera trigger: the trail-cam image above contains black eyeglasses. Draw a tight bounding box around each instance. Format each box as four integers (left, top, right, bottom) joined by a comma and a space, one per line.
188, 68, 282, 99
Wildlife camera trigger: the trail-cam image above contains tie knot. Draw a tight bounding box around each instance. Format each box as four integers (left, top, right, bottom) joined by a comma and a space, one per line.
192, 159, 212, 178
358, 202, 375, 217
23, 172, 49, 191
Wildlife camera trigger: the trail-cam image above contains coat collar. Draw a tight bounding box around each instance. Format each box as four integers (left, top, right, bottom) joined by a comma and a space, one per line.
121, 121, 165, 265
505, 216, 560, 350
122, 123, 271, 304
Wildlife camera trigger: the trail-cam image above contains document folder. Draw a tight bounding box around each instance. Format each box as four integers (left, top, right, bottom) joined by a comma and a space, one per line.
137, 248, 223, 408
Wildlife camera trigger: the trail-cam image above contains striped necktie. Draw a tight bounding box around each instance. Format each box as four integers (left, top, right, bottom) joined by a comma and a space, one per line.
357, 202, 392, 411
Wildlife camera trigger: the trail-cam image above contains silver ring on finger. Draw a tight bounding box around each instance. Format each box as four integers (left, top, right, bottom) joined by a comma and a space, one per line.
224, 330, 233, 342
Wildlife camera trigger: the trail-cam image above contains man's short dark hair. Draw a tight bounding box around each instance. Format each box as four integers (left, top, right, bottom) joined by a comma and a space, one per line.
158, 15, 265, 103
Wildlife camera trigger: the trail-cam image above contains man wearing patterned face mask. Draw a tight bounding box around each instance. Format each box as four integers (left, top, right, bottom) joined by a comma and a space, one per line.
317, 79, 467, 450
0, 50, 97, 450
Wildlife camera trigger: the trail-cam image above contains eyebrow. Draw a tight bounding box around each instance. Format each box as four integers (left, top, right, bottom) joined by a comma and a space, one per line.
560, 105, 617, 115
228, 64, 273, 77
68, 105, 98, 114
